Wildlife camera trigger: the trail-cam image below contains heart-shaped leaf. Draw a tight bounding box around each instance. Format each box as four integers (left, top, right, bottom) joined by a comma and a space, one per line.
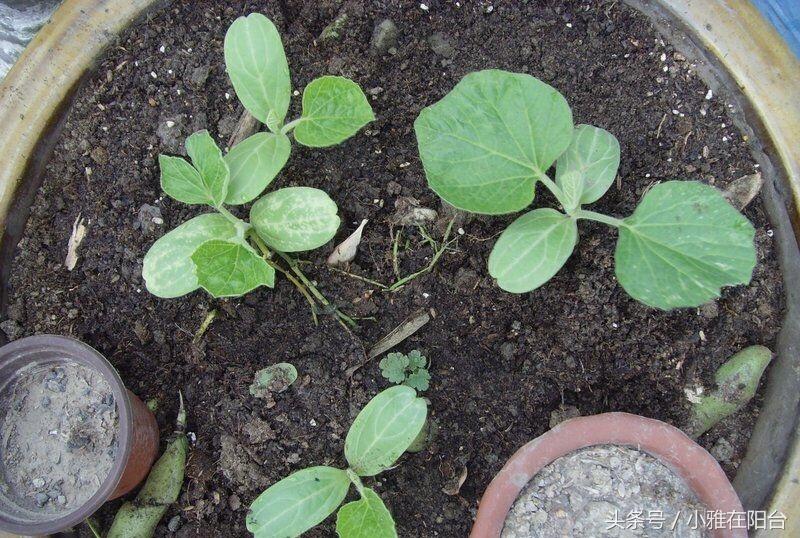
488, 208, 578, 293
247, 466, 351, 538
336, 488, 397, 538
293, 76, 375, 148
184, 130, 229, 206
250, 187, 340, 252
224, 13, 291, 130
142, 214, 237, 298
615, 181, 756, 310
191, 239, 275, 297
556, 124, 620, 209
224, 132, 291, 205
345, 386, 427, 477
414, 69, 573, 214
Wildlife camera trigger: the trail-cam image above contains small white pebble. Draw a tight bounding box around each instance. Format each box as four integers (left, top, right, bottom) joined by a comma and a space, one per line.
150, 71, 157, 79
420, 3, 429, 10
645, 173, 651, 178
663, 65, 669, 72
293, 89, 300, 96
225, 92, 231, 100
486, 5, 494, 13
699, 330, 707, 342
167, 69, 173, 75
159, 45, 166, 53
177, 89, 182, 95
612, 322, 618, 328
660, 53, 667, 61
309, 419, 317, 426
166, 120, 175, 128
422, 292, 430, 299
566, 22, 572, 28
767, 229, 774, 237
705, 89, 713, 100
457, 227, 465, 235
373, 198, 379, 204
672, 109, 680, 115
722, 136, 728, 142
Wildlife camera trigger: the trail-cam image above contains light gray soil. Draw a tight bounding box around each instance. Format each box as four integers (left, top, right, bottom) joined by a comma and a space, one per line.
0, 361, 118, 517
502, 445, 709, 538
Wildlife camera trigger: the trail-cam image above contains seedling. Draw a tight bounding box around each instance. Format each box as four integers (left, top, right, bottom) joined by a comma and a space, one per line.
107, 394, 187, 538
247, 386, 427, 538
380, 350, 431, 391
415, 69, 757, 309
687, 345, 772, 438
143, 14, 374, 322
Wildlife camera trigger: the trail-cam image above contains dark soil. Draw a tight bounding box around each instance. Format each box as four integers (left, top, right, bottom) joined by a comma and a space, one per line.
1, 0, 785, 536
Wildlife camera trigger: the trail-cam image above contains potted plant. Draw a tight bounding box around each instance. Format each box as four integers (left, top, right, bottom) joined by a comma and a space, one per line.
0, 1, 797, 536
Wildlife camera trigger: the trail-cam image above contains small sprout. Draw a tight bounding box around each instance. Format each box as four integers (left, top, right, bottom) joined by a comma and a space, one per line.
249, 363, 298, 399
247, 386, 426, 537
687, 345, 772, 438
380, 350, 431, 391
107, 394, 188, 538
415, 69, 756, 309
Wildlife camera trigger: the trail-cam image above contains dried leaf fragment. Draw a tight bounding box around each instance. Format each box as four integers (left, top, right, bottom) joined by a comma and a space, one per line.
327, 219, 368, 266
65, 214, 87, 271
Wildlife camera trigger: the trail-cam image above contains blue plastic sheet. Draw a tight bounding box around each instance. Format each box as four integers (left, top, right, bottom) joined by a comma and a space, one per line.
752, 0, 800, 58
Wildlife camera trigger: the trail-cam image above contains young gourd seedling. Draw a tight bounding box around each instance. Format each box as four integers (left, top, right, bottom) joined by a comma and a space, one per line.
414, 69, 757, 310
247, 386, 427, 538
142, 13, 374, 325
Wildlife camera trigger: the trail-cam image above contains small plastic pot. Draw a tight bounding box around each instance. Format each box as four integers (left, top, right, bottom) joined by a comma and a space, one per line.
471, 412, 746, 538
0, 335, 159, 534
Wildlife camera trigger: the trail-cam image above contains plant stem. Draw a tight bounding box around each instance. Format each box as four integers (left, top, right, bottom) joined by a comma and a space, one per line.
535, 171, 569, 208
216, 205, 252, 237
280, 118, 303, 135
574, 209, 624, 227
249, 232, 319, 325
275, 251, 357, 329
327, 266, 388, 289
388, 218, 455, 292
346, 468, 366, 497
192, 309, 217, 344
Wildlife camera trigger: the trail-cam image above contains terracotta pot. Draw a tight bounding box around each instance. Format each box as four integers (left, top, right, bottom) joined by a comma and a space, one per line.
471, 412, 745, 538
0, 335, 160, 535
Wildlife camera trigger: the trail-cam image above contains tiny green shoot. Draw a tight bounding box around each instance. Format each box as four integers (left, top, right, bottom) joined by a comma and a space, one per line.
414, 69, 756, 309
143, 14, 374, 325
379, 350, 431, 391
246, 386, 427, 538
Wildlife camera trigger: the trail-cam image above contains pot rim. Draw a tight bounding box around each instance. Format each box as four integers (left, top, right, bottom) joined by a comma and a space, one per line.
0, 334, 134, 534
470, 412, 746, 538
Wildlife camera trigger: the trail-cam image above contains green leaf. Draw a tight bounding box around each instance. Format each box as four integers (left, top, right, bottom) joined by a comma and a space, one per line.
556, 124, 620, 208
159, 155, 219, 206
191, 240, 275, 297
406, 350, 427, 370
615, 181, 756, 310
250, 187, 340, 252
293, 76, 375, 147
414, 69, 573, 214
224, 13, 291, 130
142, 214, 237, 298
488, 208, 578, 293
405, 370, 430, 392
184, 130, 229, 206
345, 386, 428, 476
379, 353, 409, 384
247, 466, 351, 538
336, 488, 397, 538
224, 132, 291, 205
